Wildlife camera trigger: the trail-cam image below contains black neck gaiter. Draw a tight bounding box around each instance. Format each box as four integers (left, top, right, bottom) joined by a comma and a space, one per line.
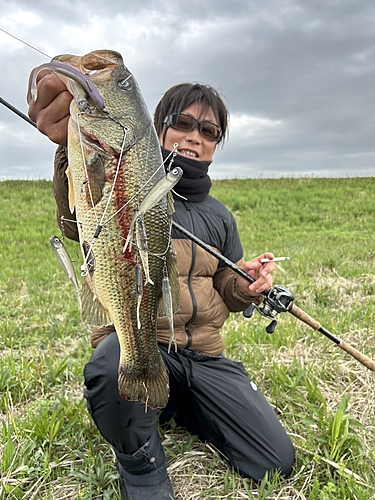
161, 147, 212, 202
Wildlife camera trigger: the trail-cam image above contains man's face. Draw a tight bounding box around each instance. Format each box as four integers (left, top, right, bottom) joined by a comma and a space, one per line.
160, 102, 218, 162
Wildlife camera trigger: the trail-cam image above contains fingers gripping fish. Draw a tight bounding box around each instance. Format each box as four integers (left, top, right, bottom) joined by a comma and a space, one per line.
36, 50, 180, 409
31, 59, 106, 113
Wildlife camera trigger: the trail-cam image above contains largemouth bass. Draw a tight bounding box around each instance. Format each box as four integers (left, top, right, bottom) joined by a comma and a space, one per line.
37, 50, 180, 409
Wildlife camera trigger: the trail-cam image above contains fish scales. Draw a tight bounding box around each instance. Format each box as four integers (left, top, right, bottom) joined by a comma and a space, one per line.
54, 50, 178, 409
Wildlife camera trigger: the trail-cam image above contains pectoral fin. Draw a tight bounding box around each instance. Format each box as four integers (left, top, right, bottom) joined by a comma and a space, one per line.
80, 279, 112, 327
85, 152, 106, 206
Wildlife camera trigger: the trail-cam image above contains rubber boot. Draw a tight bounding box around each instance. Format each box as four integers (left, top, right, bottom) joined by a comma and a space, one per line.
114, 429, 175, 500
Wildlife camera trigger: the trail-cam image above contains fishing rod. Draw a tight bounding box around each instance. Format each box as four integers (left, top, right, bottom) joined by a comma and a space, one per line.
0, 97, 37, 128
3, 98, 375, 372
171, 225, 375, 373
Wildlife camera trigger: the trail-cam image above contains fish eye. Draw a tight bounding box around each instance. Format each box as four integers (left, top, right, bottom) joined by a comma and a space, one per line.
118, 77, 132, 91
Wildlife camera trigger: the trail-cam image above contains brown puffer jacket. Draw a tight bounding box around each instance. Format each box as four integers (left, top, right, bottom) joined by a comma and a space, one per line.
53, 146, 261, 356
156, 239, 259, 355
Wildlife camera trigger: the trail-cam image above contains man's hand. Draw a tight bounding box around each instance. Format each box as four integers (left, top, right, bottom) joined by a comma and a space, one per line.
27, 69, 72, 146
236, 253, 275, 297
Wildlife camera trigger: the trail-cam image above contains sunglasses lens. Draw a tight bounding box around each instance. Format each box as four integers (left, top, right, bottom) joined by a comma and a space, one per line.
169, 113, 221, 142
173, 114, 195, 131
200, 122, 221, 141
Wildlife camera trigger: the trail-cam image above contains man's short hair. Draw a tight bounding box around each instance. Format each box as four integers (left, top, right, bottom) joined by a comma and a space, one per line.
154, 83, 229, 145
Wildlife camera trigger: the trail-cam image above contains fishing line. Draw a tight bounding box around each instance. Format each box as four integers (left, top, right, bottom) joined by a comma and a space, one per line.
61, 216, 128, 242
97, 126, 128, 229
102, 140, 178, 227
0, 27, 51, 58
76, 112, 100, 225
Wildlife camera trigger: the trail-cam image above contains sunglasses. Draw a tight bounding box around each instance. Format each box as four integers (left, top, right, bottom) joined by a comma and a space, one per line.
163, 113, 222, 142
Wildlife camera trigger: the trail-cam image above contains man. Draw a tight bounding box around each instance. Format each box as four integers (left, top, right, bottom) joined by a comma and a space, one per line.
28, 68, 295, 500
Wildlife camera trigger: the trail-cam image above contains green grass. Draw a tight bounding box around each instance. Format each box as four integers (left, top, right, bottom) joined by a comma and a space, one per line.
1, 177, 374, 499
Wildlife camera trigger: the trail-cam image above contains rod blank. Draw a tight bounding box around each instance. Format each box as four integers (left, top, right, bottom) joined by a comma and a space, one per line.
0, 97, 37, 128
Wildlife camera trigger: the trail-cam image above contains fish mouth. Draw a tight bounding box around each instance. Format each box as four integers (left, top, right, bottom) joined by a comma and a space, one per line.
77, 127, 120, 157
80, 128, 102, 148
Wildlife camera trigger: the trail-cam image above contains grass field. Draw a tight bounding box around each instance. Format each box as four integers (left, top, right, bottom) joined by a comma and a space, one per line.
0, 177, 374, 499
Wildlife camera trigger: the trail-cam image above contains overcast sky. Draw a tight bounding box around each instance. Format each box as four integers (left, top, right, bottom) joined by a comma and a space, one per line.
0, 0, 374, 180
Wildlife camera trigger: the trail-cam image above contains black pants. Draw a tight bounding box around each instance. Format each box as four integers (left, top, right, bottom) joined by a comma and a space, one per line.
83, 332, 295, 481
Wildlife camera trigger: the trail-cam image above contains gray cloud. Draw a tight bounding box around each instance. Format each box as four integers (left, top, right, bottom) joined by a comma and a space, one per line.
0, 0, 374, 180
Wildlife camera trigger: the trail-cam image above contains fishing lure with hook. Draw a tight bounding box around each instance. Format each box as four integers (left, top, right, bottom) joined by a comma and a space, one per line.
161, 267, 177, 353
49, 235, 82, 311
135, 263, 143, 329
31, 59, 107, 112
122, 165, 183, 255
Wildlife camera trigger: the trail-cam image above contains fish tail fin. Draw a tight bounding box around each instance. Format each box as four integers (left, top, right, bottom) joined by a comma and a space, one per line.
118, 356, 169, 409
122, 230, 133, 254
